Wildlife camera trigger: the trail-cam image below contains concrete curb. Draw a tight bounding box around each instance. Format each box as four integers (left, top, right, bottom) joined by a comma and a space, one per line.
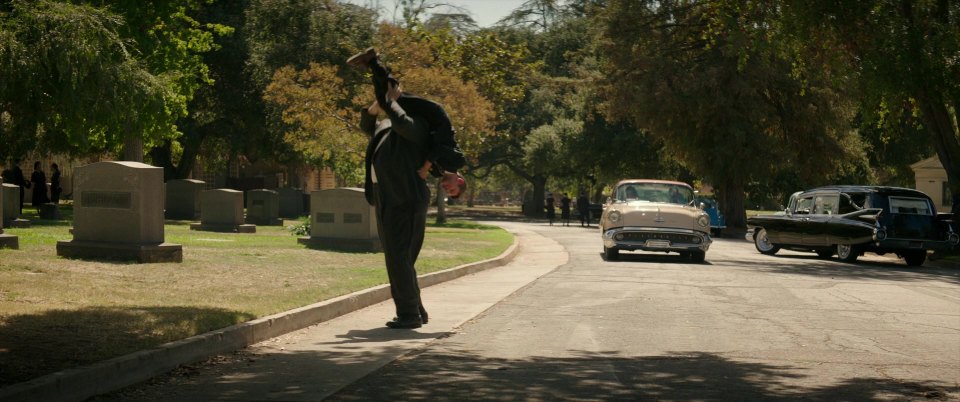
0, 234, 521, 402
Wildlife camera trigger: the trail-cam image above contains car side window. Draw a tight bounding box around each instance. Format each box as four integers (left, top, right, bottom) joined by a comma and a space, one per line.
794, 197, 814, 214
837, 193, 861, 214
813, 195, 839, 215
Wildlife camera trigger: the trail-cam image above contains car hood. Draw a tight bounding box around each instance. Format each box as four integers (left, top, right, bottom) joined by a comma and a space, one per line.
606, 201, 706, 231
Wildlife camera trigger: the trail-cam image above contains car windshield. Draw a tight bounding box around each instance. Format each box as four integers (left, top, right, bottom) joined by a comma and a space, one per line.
616, 183, 693, 205
695, 198, 717, 209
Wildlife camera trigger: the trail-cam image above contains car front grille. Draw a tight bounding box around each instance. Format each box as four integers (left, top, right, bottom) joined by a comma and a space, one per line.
620, 232, 700, 244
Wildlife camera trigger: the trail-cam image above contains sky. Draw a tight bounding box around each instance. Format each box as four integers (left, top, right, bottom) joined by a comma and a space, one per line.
347, 0, 528, 27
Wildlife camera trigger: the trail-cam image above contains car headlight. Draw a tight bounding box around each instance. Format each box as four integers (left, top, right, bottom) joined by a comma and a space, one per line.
608, 210, 621, 223
697, 215, 709, 228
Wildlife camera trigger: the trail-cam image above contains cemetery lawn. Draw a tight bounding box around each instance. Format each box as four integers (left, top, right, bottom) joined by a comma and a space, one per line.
0, 208, 513, 387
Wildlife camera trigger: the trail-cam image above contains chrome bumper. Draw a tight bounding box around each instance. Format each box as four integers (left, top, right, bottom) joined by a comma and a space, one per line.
603, 226, 711, 252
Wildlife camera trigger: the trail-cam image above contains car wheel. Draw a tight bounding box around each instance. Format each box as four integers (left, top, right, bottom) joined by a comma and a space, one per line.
902, 250, 926, 267
690, 251, 706, 263
836, 244, 860, 263
754, 228, 780, 255
816, 250, 833, 259
604, 246, 619, 261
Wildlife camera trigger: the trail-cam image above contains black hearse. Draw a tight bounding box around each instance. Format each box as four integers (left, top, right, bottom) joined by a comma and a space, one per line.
748, 186, 958, 266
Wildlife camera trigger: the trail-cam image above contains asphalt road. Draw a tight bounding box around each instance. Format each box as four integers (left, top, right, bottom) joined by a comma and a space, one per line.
328, 222, 960, 401
96, 221, 959, 401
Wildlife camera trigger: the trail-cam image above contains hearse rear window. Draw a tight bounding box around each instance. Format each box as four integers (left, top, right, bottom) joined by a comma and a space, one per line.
888, 196, 932, 215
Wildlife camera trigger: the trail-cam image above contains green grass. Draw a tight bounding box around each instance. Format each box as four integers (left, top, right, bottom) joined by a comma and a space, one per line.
0, 208, 512, 386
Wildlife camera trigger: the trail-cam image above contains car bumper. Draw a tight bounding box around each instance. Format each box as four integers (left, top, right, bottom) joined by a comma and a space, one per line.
603, 226, 711, 252
871, 235, 959, 252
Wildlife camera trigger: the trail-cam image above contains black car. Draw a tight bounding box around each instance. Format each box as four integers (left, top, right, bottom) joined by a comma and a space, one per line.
747, 186, 959, 266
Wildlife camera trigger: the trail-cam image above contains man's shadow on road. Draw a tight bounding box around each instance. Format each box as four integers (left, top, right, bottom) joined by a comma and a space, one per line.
324, 327, 451, 346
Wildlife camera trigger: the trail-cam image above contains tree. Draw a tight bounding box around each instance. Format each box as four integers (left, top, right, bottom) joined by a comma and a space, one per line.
263, 63, 367, 184
775, 0, 960, 214
597, 0, 864, 228
0, 0, 173, 161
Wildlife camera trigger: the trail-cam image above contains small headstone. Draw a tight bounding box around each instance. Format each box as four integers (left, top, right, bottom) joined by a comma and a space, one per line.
0, 178, 20, 249
57, 161, 182, 263
190, 189, 256, 233
39, 203, 60, 220
1, 183, 30, 228
246, 189, 282, 226
165, 179, 204, 220
297, 188, 380, 251
278, 188, 304, 218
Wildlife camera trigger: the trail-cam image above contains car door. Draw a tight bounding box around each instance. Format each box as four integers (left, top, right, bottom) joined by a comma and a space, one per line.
776, 195, 815, 245
801, 192, 840, 246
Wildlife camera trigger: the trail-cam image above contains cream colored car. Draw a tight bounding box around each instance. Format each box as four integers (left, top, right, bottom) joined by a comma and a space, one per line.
601, 180, 712, 262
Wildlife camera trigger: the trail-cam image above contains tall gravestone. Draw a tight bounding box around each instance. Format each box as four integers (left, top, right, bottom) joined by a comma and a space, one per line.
165, 179, 204, 220
278, 188, 304, 218
190, 189, 256, 233
57, 161, 182, 263
1, 183, 30, 228
297, 188, 380, 251
0, 178, 19, 249
246, 189, 282, 226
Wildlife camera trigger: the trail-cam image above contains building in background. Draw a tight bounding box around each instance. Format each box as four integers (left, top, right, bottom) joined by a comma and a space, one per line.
910, 156, 952, 211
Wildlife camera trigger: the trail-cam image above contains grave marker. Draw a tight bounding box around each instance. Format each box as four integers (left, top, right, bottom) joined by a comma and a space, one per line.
57, 161, 182, 263
297, 188, 380, 251
190, 189, 256, 233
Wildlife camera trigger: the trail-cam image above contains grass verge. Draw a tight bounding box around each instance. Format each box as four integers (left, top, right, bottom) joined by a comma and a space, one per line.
0, 208, 512, 386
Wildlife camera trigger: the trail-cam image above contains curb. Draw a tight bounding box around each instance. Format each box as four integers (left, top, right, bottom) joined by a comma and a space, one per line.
0, 234, 521, 402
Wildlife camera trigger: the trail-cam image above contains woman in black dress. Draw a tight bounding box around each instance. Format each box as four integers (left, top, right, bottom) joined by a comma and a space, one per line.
30, 161, 49, 208
49, 163, 61, 204
545, 194, 556, 226
560, 193, 571, 226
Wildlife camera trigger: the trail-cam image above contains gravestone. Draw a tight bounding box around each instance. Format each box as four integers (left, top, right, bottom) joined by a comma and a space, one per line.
39, 203, 60, 220
165, 179, 204, 220
0, 178, 19, 249
278, 188, 304, 218
1, 183, 30, 228
246, 189, 282, 226
190, 189, 256, 233
297, 188, 380, 251
56, 161, 182, 263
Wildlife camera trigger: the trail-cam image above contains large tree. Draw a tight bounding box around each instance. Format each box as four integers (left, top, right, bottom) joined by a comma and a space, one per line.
0, 0, 173, 160
776, 0, 960, 214
597, 0, 864, 228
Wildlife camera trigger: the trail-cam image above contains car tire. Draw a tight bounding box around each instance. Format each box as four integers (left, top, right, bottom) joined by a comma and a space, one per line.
690, 251, 706, 263
902, 250, 926, 267
604, 246, 619, 261
816, 250, 834, 259
754, 228, 780, 255
836, 244, 860, 263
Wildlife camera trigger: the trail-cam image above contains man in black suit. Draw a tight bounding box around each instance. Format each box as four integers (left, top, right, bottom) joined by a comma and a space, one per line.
352, 49, 464, 329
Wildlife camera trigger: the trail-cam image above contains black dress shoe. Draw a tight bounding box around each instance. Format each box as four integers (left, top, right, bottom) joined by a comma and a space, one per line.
385, 317, 422, 329
346, 47, 377, 68
419, 306, 429, 325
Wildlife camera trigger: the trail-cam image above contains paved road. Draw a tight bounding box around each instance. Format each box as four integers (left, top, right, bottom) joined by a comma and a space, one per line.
103, 221, 960, 401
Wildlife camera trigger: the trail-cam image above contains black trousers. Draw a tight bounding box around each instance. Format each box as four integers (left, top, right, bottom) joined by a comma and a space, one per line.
373, 185, 428, 319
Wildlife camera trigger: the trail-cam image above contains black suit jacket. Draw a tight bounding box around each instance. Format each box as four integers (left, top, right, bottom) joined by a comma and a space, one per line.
362, 100, 430, 206
396, 94, 466, 176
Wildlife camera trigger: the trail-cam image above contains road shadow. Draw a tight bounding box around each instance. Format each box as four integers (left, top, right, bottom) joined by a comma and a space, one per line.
321, 349, 955, 401
732, 252, 960, 284
600, 252, 713, 265
0, 306, 255, 387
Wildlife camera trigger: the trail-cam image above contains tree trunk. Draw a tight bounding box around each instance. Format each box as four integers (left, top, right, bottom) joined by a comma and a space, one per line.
718, 179, 747, 229
504, 162, 547, 218
122, 137, 143, 162
528, 175, 547, 218
435, 178, 446, 225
